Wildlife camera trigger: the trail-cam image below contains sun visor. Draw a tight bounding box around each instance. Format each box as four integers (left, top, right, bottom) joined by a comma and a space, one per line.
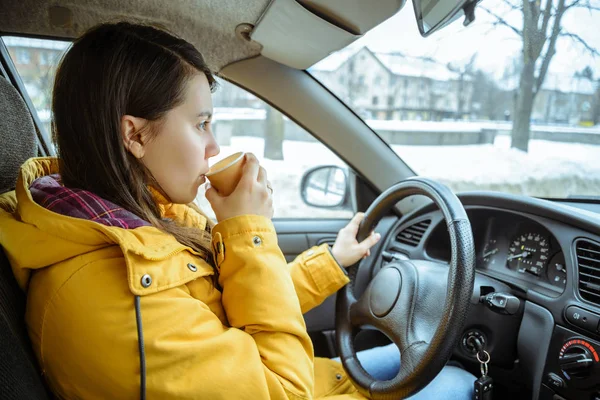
251, 0, 405, 70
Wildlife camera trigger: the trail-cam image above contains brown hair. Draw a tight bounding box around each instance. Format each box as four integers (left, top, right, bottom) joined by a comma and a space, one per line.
52, 21, 216, 262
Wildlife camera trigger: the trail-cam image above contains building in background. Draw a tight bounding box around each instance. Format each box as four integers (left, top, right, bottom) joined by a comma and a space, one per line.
5, 37, 598, 130
310, 46, 597, 126
311, 47, 474, 121
532, 77, 596, 125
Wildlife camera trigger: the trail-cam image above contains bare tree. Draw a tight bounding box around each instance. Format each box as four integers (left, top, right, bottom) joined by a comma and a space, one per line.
499, 56, 523, 120
447, 54, 478, 120
264, 105, 284, 160
593, 82, 600, 125
593, 88, 600, 125
482, 0, 600, 152
472, 70, 505, 120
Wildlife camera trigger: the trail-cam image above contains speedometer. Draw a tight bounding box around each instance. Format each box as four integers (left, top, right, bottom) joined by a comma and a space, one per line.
507, 233, 550, 276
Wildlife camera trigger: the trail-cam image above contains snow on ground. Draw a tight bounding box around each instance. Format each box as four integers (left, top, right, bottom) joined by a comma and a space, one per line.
367, 119, 600, 135
394, 136, 600, 197
196, 136, 600, 220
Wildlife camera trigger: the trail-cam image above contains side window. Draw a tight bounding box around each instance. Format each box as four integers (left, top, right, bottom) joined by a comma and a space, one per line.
196, 79, 354, 220
3, 36, 71, 144
3, 37, 352, 220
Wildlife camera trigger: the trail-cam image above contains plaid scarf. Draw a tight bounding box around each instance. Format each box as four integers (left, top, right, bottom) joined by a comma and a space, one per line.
29, 174, 150, 229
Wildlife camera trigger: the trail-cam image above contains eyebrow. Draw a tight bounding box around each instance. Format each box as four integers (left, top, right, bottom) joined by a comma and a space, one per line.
198, 111, 213, 118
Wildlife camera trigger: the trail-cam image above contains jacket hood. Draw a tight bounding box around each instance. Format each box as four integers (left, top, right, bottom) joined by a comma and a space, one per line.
0, 157, 213, 292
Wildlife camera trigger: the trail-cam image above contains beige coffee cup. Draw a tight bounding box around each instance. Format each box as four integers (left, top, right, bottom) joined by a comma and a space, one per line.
205, 152, 245, 196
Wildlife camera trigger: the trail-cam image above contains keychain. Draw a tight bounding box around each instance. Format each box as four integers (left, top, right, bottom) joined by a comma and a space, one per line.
473, 349, 493, 400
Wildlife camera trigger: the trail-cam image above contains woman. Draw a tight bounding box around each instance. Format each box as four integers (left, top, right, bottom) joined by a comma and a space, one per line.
0, 22, 474, 399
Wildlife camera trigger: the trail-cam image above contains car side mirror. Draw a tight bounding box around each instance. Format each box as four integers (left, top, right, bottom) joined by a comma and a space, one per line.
300, 166, 350, 209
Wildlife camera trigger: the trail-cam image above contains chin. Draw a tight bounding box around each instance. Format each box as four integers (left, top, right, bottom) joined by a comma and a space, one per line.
173, 193, 196, 204
166, 178, 202, 204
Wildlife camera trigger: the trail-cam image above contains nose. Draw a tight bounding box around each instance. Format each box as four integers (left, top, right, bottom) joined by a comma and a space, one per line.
206, 132, 220, 159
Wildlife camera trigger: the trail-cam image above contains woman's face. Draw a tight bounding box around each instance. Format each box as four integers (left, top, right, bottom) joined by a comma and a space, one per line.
140, 73, 220, 204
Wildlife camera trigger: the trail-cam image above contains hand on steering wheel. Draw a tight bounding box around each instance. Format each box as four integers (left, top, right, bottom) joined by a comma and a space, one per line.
331, 213, 382, 268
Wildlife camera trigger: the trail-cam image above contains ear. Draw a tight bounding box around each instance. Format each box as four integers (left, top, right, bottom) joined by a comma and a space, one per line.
121, 115, 149, 159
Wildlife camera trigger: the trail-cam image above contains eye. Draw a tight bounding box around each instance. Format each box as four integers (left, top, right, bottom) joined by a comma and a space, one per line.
197, 120, 211, 131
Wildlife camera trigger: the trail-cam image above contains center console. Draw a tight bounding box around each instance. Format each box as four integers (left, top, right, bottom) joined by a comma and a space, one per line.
540, 325, 600, 400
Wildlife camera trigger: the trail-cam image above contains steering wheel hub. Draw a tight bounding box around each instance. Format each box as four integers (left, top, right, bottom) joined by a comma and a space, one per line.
369, 267, 402, 318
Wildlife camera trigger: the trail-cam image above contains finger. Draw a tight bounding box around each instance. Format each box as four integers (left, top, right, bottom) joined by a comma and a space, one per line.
350, 212, 365, 226
266, 179, 273, 195
360, 232, 381, 252
240, 153, 260, 186
347, 212, 365, 234
205, 185, 222, 203
257, 166, 267, 186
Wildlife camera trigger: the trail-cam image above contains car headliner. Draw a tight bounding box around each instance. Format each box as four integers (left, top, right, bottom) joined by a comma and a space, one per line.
0, 0, 270, 72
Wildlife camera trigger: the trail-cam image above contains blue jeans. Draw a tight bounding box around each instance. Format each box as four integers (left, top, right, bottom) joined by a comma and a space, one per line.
332, 343, 475, 399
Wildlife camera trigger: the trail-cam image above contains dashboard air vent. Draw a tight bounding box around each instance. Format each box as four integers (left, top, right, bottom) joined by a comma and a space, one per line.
396, 219, 431, 247
576, 239, 600, 305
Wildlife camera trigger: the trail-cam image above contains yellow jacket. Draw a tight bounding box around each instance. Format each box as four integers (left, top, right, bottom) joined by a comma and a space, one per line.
0, 158, 365, 400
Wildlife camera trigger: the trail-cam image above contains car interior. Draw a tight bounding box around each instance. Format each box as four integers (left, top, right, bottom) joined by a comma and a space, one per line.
1, 0, 600, 399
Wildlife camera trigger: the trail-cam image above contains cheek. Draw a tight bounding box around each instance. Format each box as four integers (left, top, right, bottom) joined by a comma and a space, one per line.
174, 133, 206, 171
143, 128, 208, 202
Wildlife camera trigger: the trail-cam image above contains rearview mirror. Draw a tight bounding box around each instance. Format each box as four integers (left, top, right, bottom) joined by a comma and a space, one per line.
412, 0, 480, 37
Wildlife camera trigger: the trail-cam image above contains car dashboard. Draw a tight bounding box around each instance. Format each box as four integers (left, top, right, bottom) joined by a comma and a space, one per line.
425, 208, 568, 298
376, 192, 600, 400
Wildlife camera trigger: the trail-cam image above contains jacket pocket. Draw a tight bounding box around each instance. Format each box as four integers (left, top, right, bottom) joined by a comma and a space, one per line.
314, 357, 357, 398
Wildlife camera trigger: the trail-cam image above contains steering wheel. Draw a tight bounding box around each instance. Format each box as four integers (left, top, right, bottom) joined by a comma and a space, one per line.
335, 177, 476, 400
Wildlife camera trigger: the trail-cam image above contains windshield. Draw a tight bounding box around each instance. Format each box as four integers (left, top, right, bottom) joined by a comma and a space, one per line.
309, 0, 600, 199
